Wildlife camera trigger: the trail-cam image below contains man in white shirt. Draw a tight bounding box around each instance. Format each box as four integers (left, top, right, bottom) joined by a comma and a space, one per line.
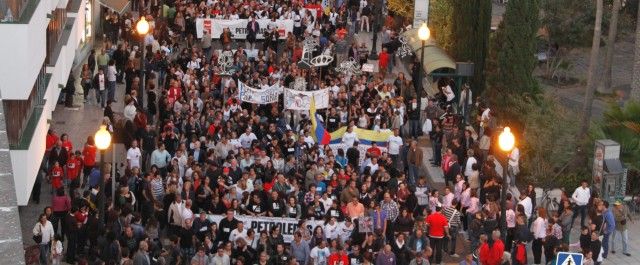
124, 99, 137, 121
341, 126, 359, 147
310, 240, 331, 265
517, 193, 533, 221
127, 140, 142, 169
229, 222, 248, 244
337, 218, 354, 244
464, 149, 477, 179
324, 217, 339, 240
571, 180, 591, 228
387, 128, 403, 168
508, 146, 520, 187
239, 128, 257, 149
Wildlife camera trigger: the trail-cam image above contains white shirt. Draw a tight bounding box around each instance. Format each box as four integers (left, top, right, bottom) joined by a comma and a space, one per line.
337, 222, 354, 243
124, 104, 137, 121
342, 131, 358, 147
464, 157, 477, 177
181, 208, 193, 227
310, 246, 331, 265
239, 133, 257, 149
509, 147, 520, 167
127, 147, 142, 169
443, 85, 455, 101
531, 217, 547, 239
33, 221, 55, 244
98, 74, 106, 90
325, 222, 339, 239
229, 228, 248, 243
387, 135, 403, 155
572, 186, 591, 206
518, 196, 533, 219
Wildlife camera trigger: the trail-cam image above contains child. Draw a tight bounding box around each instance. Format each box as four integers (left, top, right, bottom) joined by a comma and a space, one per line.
49, 161, 64, 191
51, 234, 63, 265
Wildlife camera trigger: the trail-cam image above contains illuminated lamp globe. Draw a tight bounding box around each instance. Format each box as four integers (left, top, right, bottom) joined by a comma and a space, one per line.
498, 127, 515, 152
136, 16, 150, 35
94, 125, 112, 150
418, 22, 430, 41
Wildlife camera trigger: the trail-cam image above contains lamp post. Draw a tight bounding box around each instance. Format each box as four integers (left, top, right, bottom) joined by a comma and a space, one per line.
417, 22, 430, 97
498, 126, 515, 242
369, 1, 382, 60
136, 16, 150, 107
93, 125, 115, 220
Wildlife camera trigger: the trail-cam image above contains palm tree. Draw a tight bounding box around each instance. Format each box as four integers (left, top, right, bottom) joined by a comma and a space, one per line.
599, 0, 622, 94
631, 2, 640, 101
594, 101, 640, 170
578, 0, 604, 139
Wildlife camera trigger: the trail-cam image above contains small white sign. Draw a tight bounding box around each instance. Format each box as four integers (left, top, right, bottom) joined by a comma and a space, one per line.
362, 63, 375, 72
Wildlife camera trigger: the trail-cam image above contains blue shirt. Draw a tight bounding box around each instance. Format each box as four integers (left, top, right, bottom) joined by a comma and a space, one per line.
88, 168, 101, 188
604, 209, 616, 234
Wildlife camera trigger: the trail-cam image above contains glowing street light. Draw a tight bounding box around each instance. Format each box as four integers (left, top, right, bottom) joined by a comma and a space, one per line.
94, 125, 111, 150
418, 22, 430, 41
136, 16, 150, 35
498, 126, 516, 243
498, 127, 515, 152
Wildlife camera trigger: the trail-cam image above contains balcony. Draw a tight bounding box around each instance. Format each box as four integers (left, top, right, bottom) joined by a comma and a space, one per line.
0, 0, 37, 23
3, 65, 47, 149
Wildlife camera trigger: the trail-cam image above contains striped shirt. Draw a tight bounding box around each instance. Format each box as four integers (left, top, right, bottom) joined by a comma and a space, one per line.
443, 206, 461, 228
151, 177, 165, 200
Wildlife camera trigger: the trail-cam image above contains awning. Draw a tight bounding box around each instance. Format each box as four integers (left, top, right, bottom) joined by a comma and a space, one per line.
99, 0, 129, 14
401, 29, 456, 74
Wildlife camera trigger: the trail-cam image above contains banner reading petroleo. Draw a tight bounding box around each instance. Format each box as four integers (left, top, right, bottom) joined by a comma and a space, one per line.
283, 88, 330, 110
196, 18, 294, 40
207, 215, 326, 243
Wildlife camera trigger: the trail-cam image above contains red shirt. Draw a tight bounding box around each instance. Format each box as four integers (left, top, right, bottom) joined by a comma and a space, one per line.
378, 52, 389, 68
425, 212, 448, 238
51, 166, 64, 189
167, 86, 181, 105
479, 240, 505, 265
366, 147, 381, 158
46, 133, 58, 151
61, 140, 73, 155
66, 157, 81, 180
82, 145, 97, 167
305, 3, 323, 18
328, 252, 349, 265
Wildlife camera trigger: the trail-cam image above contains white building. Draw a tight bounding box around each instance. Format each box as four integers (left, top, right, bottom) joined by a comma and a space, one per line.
0, 0, 107, 206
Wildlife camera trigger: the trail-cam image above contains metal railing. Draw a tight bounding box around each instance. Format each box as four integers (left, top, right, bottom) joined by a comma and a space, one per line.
0, 0, 28, 22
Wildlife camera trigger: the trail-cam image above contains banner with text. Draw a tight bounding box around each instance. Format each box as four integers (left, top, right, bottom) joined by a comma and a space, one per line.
284, 88, 330, 110
207, 215, 325, 243
237, 81, 283, 104
196, 18, 294, 40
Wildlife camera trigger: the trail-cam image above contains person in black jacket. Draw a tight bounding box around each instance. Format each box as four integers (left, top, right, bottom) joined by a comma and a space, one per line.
346, 142, 360, 169
246, 15, 260, 50
217, 210, 239, 245
590, 230, 602, 265
445, 155, 461, 187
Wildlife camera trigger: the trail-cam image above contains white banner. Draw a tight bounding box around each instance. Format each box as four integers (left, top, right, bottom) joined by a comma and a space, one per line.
196, 18, 294, 40
328, 143, 388, 165
413, 0, 430, 29
284, 88, 330, 110
237, 81, 283, 104
207, 215, 325, 243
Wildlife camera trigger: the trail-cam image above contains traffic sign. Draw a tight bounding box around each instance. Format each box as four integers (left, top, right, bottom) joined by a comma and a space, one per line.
556, 252, 583, 265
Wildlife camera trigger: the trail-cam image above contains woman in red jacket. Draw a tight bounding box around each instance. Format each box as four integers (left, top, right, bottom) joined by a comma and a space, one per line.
81, 136, 97, 188
49, 161, 64, 191
479, 230, 505, 265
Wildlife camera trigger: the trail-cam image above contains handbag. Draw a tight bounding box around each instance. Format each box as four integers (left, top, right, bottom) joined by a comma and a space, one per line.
32, 224, 42, 244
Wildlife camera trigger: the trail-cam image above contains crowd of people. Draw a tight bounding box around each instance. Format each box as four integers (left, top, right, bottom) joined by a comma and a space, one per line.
31, 0, 636, 265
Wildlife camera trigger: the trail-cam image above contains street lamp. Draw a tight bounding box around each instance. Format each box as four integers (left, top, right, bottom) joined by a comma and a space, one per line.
417, 22, 430, 98
95, 125, 112, 219
136, 16, 150, 106
498, 126, 515, 242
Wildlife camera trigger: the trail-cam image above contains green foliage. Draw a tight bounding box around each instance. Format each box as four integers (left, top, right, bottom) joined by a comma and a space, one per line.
490, 0, 540, 98
429, 0, 455, 52
510, 96, 585, 189
450, 0, 492, 92
541, 0, 602, 47
592, 101, 640, 171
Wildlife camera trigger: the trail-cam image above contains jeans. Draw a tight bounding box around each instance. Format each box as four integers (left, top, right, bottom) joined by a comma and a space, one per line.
98, 89, 106, 107
107, 81, 116, 101
433, 143, 442, 165
390, 154, 399, 170
572, 205, 588, 228
444, 226, 459, 254
602, 232, 610, 258
409, 119, 420, 138
408, 164, 419, 186
429, 236, 444, 264
39, 243, 50, 265
611, 229, 628, 254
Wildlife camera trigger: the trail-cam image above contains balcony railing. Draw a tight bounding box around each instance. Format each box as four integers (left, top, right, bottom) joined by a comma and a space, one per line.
4, 64, 47, 149
0, 0, 28, 22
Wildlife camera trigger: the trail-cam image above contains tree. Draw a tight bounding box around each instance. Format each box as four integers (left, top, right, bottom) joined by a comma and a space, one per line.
593, 101, 640, 171
428, 0, 455, 52
488, 0, 540, 100
599, 0, 622, 94
451, 0, 492, 92
578, 0, 604, 139
631, 3, 640, 101
540, 0, 603, 47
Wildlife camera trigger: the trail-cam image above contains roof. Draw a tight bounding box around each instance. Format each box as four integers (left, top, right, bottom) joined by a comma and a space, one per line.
401, 29, 456, 74
99, 0, 130, 14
